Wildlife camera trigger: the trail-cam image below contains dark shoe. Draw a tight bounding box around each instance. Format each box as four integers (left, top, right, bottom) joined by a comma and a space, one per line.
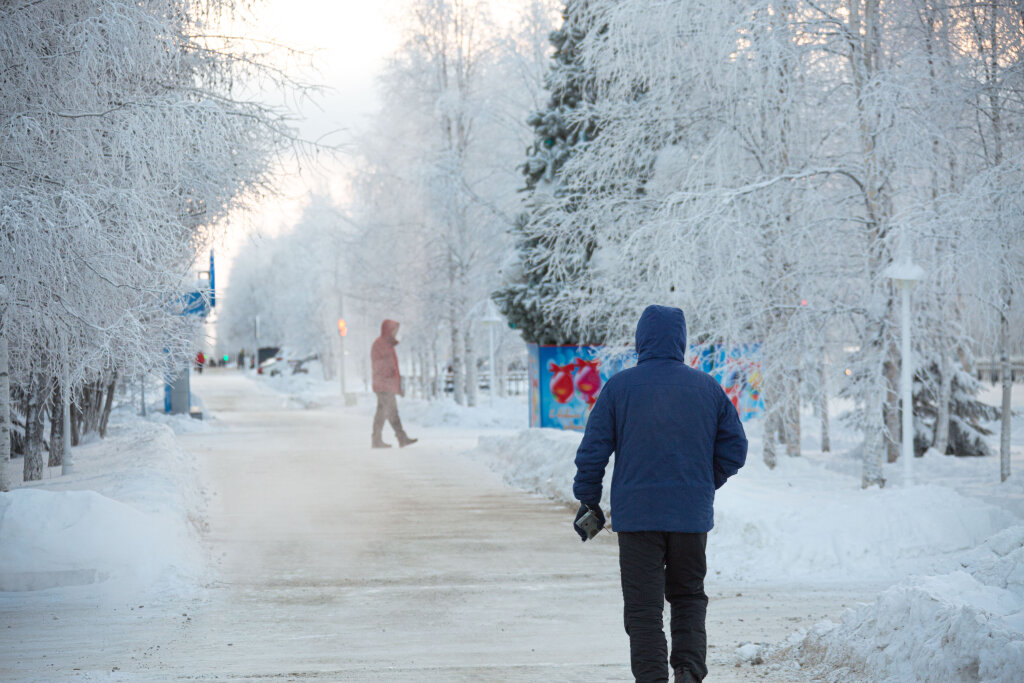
398, 436, 418, 448
372, 439, 392, 449
674, 669, 701, 683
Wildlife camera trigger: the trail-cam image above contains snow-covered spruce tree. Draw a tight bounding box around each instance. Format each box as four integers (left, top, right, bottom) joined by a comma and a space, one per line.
913, 352, 999, 457
524, 1, 849, 469
493, 0, 609, 346
1, 0, 290, 479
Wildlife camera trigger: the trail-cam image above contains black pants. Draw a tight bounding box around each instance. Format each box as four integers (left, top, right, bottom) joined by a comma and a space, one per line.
372, 391, 408, 442
618, 531, 708, 682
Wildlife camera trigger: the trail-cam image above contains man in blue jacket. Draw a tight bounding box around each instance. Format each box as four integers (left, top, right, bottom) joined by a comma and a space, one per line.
573, 305, 747, 683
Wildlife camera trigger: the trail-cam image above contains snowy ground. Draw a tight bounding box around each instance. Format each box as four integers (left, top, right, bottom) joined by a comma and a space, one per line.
470, 384, 1024, 682
1, 369, 1022, 681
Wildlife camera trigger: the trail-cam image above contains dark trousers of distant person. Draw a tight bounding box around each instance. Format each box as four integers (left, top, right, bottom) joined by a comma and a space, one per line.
619, 531, 709, 682
372, 391, 409, 444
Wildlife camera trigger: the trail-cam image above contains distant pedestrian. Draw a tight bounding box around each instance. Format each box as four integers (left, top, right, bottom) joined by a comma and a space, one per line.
370, 319, 417, 449
195, 350, 205, 374
237, 349, 245, 370
572, 305, 748, 683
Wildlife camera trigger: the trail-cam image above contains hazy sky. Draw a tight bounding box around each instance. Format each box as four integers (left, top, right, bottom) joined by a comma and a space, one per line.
213, 0, 537, 293
213, 0, 404, 290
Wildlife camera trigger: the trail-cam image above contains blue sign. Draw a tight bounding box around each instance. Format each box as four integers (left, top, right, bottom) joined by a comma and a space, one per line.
177, 290, 211, 317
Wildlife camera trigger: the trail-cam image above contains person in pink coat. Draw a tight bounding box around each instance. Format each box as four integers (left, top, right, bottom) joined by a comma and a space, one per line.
370, 319, 417, 448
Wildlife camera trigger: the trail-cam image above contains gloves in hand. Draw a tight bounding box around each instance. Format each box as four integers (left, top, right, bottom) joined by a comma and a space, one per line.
574, 502, 606, 542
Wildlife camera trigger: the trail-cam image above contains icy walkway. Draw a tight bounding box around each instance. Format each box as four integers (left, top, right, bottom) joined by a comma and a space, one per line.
1, 371, 873, 681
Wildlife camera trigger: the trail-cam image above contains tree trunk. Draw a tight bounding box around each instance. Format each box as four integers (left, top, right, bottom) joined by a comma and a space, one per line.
80, 383, 93, 436
49, 379, 64, 467
933, 351, 952, 455
431, 340, 440, 399
762, 379, 777, 469
70, 395, 81, 446
497, 351, 507, 398
862, 369, 886, 488
0, 336, 11, 492
98, 374, 117, 438
464, 326, 477, 408
884, 356, 900, 463
1000, 309, 1012, 482
88, 380, 104, 434
764, 413, 778, 469
784, 371, 801, 458
819, 354, 831, 453
23, 373, 44, 482
451, 312, 465, 406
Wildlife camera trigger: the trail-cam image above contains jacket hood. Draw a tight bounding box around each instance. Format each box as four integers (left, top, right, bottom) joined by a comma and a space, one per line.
381, 319, 400, 344
635, 305, 686, 363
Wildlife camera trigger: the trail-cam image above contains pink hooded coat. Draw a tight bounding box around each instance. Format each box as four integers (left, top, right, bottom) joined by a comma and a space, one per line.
371, 319, 402, 394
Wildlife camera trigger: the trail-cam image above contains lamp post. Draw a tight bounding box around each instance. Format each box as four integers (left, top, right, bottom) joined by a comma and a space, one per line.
482, 300, 503, 405
885, 260, 925, 486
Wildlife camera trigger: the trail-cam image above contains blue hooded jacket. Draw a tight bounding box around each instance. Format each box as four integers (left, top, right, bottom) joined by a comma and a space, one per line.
572, 305, 748, 533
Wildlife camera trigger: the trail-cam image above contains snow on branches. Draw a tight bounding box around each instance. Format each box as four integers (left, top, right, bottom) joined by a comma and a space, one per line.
527, 0, 1024, 483
1, 0, 294, 480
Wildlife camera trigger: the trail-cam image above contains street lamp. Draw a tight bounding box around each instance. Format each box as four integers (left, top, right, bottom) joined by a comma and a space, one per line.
885, 259, 925, 486
482, 300, 504, 405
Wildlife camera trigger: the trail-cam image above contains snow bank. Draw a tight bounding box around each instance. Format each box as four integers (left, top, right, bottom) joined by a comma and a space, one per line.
793, 526, 1024, 682
472, 428, 1017, 582
249, 360, 340, 408
475, 428, 598, 507
401, 395, 527, 431
711, 457, 1015, 581
0, 413, 204, 597
0, 489, 186, 592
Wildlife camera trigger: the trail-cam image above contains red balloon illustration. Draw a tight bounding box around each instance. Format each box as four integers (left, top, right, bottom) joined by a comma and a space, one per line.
574, 359, 602, 406
549, 361, 576, 404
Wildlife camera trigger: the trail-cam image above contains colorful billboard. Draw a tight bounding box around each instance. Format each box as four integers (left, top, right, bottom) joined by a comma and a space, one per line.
527, 342, 763, 430
528, 344, 633, 431
689, 343, 764, 421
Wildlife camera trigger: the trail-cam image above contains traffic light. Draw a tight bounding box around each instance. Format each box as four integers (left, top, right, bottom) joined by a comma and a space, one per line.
337, 319, 347, 337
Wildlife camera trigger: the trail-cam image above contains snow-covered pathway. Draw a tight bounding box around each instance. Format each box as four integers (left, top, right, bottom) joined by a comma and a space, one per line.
2, 372, 875, 681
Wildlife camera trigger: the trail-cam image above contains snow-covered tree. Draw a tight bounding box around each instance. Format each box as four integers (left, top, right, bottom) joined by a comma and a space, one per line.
344, 0, 557, 405
513, 0, 1017, 485
493, 0, 611, 346
1, 0, 293, 480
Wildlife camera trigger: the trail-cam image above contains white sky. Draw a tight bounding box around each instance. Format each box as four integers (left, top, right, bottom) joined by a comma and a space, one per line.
212, 0, 533, 296
212, 0, 404, 291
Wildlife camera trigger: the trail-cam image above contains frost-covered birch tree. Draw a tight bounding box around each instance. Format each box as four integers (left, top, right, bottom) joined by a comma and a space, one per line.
1, 0, 292, 480
345, 0, 556, 406
524, 0, 1019, 484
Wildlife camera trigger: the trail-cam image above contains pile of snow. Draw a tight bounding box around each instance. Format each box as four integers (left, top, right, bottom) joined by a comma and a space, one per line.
792, 526, 1024, 682
254, 360, 340, 408
475, 428, 599, 507
0, 412, 204, 597
711, 457, 1015, 581
472, 428, 1017, 582
401, 395, 527, 431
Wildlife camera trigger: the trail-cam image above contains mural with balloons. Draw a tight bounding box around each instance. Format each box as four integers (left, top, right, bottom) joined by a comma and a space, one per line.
527, 342, 763, 431
688, 343, 765, 421
528, 344, 632, 430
